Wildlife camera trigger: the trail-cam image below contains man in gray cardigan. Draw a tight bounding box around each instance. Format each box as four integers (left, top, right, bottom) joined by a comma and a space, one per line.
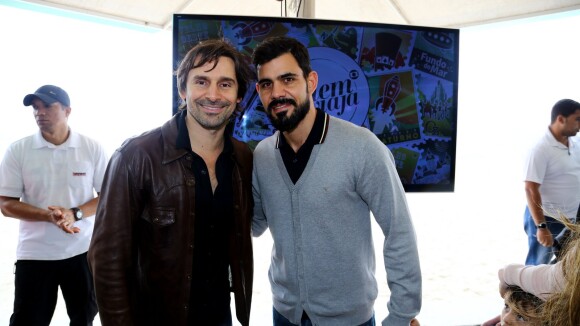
251, 36, 421, 326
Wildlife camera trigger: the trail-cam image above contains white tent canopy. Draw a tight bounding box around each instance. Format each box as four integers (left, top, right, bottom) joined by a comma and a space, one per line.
17, 0, 580, 30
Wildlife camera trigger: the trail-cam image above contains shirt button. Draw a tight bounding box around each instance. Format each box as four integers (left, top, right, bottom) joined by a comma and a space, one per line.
201, 170, 207, 175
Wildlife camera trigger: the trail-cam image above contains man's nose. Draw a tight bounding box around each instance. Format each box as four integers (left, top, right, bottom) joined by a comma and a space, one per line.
271, 82, 286, 99
206, 83, 221, 100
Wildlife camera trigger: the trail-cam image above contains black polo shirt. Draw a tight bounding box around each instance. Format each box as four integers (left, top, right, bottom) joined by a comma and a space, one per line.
176, 111, 234, 325
277, 109, 329, 184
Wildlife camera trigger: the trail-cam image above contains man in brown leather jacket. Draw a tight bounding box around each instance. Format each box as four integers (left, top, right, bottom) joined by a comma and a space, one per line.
88, 39, 254, 326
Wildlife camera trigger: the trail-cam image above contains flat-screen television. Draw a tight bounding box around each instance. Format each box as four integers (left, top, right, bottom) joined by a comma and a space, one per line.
173, 14, 459, 192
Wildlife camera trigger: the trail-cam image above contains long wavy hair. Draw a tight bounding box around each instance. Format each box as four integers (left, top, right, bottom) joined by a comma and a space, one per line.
540, 215, 580, 325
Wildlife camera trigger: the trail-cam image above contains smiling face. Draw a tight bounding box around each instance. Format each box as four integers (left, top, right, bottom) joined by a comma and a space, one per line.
256, 52, 317, 132
31, 98, 70, 134
179, 56, 241, 131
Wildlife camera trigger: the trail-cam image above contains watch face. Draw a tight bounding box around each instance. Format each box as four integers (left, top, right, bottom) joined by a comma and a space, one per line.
73, 208, 83, 220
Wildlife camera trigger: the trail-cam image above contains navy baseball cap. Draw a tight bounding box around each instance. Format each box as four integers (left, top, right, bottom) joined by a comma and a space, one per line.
23, 85, 70, 107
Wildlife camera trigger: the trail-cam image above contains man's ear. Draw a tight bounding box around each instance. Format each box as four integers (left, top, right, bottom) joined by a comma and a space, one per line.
307, 71, 318, 95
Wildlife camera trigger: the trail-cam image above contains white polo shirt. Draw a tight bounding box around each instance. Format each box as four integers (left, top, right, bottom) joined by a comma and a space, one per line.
0, 130, 108, 260
524, 128, 580, 219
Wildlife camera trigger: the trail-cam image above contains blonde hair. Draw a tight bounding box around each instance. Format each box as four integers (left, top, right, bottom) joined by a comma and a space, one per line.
541, 215, 580, 326
503, 285, 544, 325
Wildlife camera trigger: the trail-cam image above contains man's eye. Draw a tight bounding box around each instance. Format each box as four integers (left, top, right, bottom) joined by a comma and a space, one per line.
194, 80, 207, 86
220, 82, 233, 88
259, 82, 272, 89
283, 77, 294, 83
516, 314, 527, 322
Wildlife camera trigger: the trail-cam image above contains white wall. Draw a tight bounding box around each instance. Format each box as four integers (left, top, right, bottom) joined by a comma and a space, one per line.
0, 4, 579, 325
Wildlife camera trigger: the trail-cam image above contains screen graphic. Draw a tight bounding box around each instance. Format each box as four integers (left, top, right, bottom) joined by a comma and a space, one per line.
173, 15, 459, 192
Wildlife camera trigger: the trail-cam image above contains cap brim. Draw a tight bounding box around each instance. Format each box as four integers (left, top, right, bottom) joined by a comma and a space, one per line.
23, 93, 58, 106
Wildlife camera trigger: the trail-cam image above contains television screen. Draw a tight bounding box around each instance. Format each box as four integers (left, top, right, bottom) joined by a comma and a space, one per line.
173, 14, 459, 192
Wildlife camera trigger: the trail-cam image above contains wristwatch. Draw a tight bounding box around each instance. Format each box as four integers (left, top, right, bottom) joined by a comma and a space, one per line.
536, 222, 547, 229
71, 207, 83, 221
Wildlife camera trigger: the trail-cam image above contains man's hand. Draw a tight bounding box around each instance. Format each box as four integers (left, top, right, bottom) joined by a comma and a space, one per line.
48, 206, 80, 234
536, 228, 553, 247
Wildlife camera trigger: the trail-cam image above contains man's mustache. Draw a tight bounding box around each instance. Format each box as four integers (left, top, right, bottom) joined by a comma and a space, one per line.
268, 98, 297, 111
195, 99, 233, 107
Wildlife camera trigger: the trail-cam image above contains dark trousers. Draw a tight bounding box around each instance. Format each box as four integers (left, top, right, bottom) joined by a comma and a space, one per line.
273, 307, 375, 326
9, 252, 98, 326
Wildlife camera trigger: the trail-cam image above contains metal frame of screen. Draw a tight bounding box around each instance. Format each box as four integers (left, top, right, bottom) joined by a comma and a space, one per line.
173, 14, 459, 192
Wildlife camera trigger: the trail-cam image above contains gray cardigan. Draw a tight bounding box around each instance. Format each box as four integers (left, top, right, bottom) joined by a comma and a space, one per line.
252, 115, 422, 326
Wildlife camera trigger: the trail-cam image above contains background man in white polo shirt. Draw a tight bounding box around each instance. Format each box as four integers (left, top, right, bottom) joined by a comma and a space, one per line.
0, 85, 108, 325
523, 98, 580, 265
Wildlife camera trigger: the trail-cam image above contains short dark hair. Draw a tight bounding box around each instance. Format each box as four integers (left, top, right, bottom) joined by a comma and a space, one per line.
252, 36, 312, 79
175, 39, 254, 113
551, 98, 580, 123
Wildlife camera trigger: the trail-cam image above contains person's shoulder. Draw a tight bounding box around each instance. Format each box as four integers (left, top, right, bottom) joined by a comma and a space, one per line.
532, 128, 554, 147
72, 130, 103, 146
328, 115, 373, 137
327, 116, 381, 149
115, 125, 164, 155
254, 132, 278, 153
6, 133, 37, 152
9, 133, 36, 146
231, 136, 253, 158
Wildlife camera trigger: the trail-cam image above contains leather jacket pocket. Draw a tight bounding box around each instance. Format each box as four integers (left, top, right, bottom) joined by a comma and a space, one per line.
140, 207, 176, 250
146, 207, 176, 226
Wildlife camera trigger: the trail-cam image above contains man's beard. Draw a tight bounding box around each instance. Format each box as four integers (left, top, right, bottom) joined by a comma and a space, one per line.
188, 98, 234, 130
267, 97, 310, 132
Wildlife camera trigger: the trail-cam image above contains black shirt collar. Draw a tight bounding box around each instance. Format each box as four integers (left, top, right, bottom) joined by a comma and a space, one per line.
276, 108, 329, 150
176, 109, 233, 155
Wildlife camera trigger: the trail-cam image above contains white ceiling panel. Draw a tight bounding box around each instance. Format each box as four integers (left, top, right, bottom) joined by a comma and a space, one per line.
17, 0, 580, 30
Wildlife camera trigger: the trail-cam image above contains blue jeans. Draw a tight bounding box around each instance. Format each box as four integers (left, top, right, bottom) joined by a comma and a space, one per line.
273, 307, 375, 326
524, 207, 565, 265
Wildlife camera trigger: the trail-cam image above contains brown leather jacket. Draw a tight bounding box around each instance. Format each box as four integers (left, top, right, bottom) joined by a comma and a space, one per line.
88, 111, 253, 325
